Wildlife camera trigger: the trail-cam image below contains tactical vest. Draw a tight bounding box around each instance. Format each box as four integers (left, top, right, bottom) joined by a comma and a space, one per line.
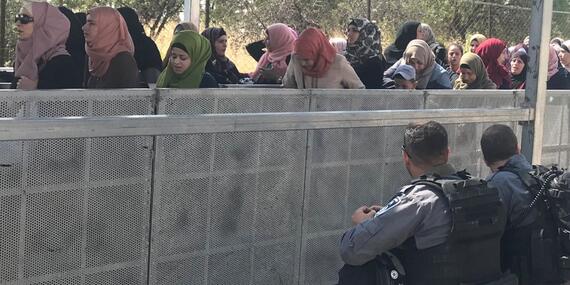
395, 174, 509, 285
499, 166, 569, 285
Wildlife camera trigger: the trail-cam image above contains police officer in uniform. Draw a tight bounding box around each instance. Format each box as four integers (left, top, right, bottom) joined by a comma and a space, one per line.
481, 124, 564, 285
338, 121, 514, 285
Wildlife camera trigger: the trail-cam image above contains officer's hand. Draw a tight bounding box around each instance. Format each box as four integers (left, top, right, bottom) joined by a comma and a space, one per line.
352, 206, 376, 225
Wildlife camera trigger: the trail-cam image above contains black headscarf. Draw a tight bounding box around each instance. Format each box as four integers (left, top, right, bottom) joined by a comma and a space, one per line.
58, 7, 86, 80
510, 49, 529, 89
383, 21, 420, 66
200, 27, 243, 84
117, 7, 163, 71
201, 27, 227, 59
75, 12, 86, 26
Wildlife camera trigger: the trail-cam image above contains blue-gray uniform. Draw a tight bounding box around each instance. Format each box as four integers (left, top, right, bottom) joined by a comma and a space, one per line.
486, 154, 537, 284
340, 163, 455, 266
486, 154, 537, 228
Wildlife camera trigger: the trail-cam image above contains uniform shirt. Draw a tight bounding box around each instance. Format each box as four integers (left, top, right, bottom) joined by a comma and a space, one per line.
486, 154, 537, 229
340, 163, 456, 266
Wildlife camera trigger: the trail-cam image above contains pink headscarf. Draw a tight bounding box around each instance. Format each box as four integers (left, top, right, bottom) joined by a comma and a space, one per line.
548, 46, 560, 80
15, 2, 70, 81
84, 7, 134, 77
251, 23, 297, 80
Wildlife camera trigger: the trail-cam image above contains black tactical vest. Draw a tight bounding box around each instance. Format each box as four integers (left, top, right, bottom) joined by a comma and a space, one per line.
395, 175, 508, 285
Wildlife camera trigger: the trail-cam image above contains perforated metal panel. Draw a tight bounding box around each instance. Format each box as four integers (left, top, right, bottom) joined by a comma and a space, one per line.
0, 90, 154, 284
310, 89, 424, 111
149, 130, 306, 285
0, 89, 539, 285
542, 93, 570, 168
0, 195, 20, 282
425, 91, 517, 109
157, 88, 309, 115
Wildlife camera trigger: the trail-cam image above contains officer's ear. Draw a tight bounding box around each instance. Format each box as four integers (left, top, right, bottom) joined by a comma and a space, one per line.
443, 147, 450, 161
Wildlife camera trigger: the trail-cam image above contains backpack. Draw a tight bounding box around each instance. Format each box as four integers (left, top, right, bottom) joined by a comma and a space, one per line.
499, 165, 570, 283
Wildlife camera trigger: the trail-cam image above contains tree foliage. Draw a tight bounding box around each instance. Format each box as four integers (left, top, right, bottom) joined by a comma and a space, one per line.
2, 0, 570, 66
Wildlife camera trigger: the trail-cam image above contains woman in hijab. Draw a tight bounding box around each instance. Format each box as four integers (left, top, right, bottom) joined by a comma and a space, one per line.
58, 6, 86, 80
384, 39, 451, 89
547, 46, 570, 89
509, 49, 528, 89
416, 23, 446, 66
344, 18, 386, 89
12, 1, 81, 90
475, 38, 511, 89
83, 7, 138, 88
469, 34, 487, 52
118, 7, 163, 86
157, 31, 218, 88
250, 23, 297, 84
453, 53, 496, 89
558, 40, 570, 72
383, 21, 420, 66
161, 22, 200, 69
282, 28, 364, 89
201, 27, 246, 84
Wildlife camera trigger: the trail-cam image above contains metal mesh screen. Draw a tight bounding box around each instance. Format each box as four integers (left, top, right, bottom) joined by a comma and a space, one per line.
149, 130, 306, 285
310, 90, 424, 111
0, 89, 537, 284
542, 92, 570, 168
157, 89, 309, 114
0, 90, 154, 284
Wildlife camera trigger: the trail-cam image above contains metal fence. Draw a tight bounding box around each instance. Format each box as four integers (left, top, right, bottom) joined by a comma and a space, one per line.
0, 89, 564, 285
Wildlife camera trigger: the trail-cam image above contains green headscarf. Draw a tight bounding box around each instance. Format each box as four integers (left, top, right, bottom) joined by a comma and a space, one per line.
157, 31, 211, 88
453, 53, 497, 90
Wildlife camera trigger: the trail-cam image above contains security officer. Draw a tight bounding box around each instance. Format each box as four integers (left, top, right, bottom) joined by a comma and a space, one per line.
338, 121, 514, 285
481, 124, 563, 284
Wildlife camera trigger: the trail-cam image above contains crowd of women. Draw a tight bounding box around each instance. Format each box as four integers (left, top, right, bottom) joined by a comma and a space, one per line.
12, 1, 570, 90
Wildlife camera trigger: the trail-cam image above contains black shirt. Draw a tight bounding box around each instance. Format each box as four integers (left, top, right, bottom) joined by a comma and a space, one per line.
11, 54, 82, 89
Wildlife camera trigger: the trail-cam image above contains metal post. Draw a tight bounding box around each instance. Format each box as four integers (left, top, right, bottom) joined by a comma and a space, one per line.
521, 0, 553, 164
183, 0, 200, 29
367, 0, 371, 20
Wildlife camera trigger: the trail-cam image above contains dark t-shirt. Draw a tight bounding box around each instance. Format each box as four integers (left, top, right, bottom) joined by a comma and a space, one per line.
87, 52, 139, 89
11, 54, 82, 89
200, 72, 220, 88
351, 56, 387, 89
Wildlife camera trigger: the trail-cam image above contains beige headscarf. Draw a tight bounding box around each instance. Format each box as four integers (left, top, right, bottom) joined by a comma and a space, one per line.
470, 34, 487, 45
453, 53, 496, 89
403, 39, 435, 89
15, 2, 70, 81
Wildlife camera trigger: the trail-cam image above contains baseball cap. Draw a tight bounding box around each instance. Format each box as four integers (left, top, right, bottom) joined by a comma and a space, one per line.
393, 64, 416, 81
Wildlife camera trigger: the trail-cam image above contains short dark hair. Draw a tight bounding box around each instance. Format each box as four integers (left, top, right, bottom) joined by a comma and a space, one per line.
403, 121, 448, 166
481, 124, 518, 163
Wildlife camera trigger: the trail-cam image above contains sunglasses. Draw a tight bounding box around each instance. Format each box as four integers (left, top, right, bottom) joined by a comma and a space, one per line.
15, 14, 34, 24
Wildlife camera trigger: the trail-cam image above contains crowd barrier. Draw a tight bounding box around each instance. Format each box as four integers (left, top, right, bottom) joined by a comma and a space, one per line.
0, 88, 564, 285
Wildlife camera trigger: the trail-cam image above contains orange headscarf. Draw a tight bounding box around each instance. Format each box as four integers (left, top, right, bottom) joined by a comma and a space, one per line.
294, 28, 337, 78
84, 7, 134, 77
